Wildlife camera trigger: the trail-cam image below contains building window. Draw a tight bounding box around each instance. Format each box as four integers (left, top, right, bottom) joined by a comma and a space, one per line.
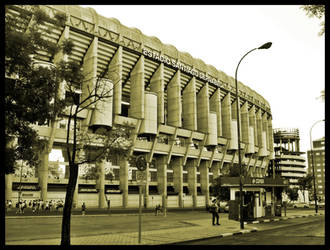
318, 185, 322, 189
317, 169, 321, 172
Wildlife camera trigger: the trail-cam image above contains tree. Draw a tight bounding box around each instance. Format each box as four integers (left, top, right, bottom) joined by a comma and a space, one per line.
297, 174, 313, 203
286, 187, 299, 203
210, 177, 230, 201
58, 52, 135, 245
210, 163, 248, 201
6, 5, 134, 246
301, 5, 325, 36
5, 5, 69, 174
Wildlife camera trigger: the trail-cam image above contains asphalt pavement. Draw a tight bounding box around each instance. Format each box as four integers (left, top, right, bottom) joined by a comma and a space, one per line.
5, 207, 324, 245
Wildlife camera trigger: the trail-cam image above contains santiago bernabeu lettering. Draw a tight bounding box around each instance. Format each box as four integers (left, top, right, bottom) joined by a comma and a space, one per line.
142, 48, 221, 87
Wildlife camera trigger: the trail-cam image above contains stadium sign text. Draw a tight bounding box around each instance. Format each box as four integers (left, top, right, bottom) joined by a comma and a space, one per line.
142, 48, 221, 88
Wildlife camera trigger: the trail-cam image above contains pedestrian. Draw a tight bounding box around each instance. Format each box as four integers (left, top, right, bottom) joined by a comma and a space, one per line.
82, 202, 86, 216
15, 201, 20, 214
32, 200, 36, 213
107, 199, 110, 210
8, 200, 12, 209
21, 201, 26, 214
155, 204, 161, 216
45, 201, 49, 212
210, 199, 220, 226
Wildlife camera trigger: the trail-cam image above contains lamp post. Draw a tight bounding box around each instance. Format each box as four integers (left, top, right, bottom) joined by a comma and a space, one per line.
235, 42, 272, 229
309, 119, 324, 214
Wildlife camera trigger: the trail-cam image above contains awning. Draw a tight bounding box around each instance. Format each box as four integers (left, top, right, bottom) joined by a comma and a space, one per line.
219, 177, 289, 188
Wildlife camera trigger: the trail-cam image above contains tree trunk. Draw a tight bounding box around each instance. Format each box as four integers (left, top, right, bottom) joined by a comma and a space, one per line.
61, 163, 79, 246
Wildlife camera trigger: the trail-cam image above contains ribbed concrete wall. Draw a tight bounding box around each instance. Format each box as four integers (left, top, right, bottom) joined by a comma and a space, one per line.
167, 71, 182, 127
183, 77, 197, 130
90, 78, 113, 128
197, 84, 210, 133
210, 88, 222, 137
129, 56, 145, 119
108, 46, 122, 116
140, 92, 157, 134
149, 63, 164, 124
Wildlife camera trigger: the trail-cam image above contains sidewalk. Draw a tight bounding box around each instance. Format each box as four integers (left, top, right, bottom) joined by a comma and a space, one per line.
6, 209, 324, 245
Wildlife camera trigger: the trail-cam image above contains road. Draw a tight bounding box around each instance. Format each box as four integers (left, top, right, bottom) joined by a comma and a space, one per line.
5, 210, 214, 242
175, 215, 325, 245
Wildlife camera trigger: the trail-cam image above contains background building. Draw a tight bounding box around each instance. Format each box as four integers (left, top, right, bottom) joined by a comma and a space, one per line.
273, 128, 308, 203
307, 137, 325, 202
5, 5, 275, 209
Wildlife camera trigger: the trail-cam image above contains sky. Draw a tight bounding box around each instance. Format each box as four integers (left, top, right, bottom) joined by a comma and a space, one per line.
50, 5, 324, 162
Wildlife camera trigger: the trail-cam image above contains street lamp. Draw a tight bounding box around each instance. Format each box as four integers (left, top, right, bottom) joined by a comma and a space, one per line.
309, 119, 324, 214
235, 42, 272, 229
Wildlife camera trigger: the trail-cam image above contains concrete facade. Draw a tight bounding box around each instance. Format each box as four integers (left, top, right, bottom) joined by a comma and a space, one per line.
5, 5, 274, 208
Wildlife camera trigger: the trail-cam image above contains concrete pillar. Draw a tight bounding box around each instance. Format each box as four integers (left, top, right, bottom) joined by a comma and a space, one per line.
249, 105, 258, 150
38, 150, 49, 201
241, 101, 250, 145
119, 158, 129, 207
186, 159, 197, 208
129, 55, 145, 119
150, 63, 165, 124
257, 109, 267, 156
231, 99, 242, 137
172, 157, 184, 208
199, 161, 210, 206
267, 117, 274, 159
295, 139, 300, 152
156, 156, 167, 208
182, 77, 197, 130
167, 70, 182, 127
5, 174, 13, 201
211, 161, 220, 181
81, 37, 98, 109
221, 93, 234, 148
96, 159, 106, 208
197, 83, 210, 134
108, 46, 122, 115
210, 88, 222, 137
262, 113, 269, 152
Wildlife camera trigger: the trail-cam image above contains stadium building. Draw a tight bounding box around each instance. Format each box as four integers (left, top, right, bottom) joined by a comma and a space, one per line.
5, 5, 277, 211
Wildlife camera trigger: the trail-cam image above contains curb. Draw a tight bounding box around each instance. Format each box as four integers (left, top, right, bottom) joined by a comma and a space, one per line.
170, 228, 259, 244
245, 213, 323, 225
172, 213, 323, 244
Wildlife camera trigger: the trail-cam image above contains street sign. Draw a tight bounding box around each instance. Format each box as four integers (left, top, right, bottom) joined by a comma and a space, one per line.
136, 170, 147, 184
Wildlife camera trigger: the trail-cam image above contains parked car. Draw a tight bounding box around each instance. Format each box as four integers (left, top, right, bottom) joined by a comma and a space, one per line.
293, 203, 309, 208
219, 201, 229, 213
318, 202, 325, 208
309, 201, 325, 208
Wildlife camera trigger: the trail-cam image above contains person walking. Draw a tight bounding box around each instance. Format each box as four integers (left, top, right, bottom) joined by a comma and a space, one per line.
82, 202, 86, 216
107, 199, 111, 211
210, 199, 220, 225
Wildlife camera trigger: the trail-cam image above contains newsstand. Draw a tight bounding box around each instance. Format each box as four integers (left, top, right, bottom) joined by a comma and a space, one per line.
228, 200, 239, 220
